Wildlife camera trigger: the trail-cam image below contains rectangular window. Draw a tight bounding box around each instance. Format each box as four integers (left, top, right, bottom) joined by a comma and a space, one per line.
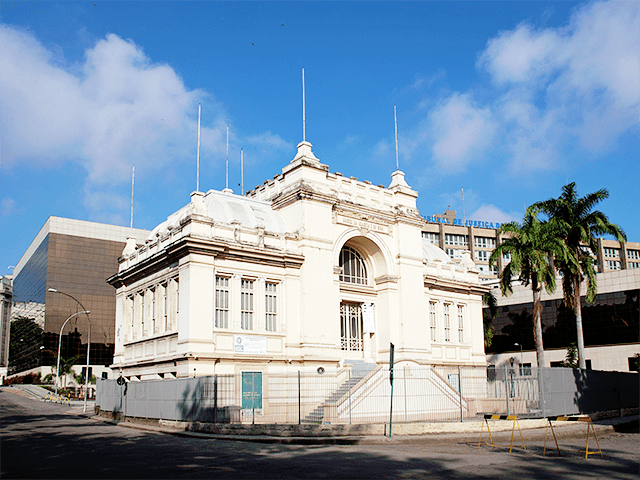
446, 248, 462, 260
141, 291, 146, 337
445, 234, 469, 247
241, 279, 254, 330
474, 250, 490, 262
604, 247, 620, 258
457, 305, 464, 343
422, 232, 440, 245
151, 288, 157, 334
605, 260, 621, 270
519, 363, 532, 376
629, 262, 640, 269
265, 282, 277, 332
429, 302, 437, 342
443, 304, 451, 342
167, 277, 179, 331
628, 250, 640, 260
127, 296, 134, 341
474, 237, 496, 249
215, 276, 230, 329
162, 282, 169, 332
503, 253, 512, 263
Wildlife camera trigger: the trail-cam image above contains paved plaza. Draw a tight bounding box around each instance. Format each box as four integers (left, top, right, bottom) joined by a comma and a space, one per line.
1, 388, 638, 479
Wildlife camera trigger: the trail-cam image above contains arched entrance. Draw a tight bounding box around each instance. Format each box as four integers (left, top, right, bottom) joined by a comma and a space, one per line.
334, 231, 394, 361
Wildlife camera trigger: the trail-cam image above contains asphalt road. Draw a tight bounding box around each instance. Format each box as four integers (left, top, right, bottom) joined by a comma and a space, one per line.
1, 389, 638, 479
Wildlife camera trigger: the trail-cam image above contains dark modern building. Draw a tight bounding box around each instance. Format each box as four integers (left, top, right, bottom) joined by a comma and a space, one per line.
484, 268, 640, 372
8, 217, 149, 377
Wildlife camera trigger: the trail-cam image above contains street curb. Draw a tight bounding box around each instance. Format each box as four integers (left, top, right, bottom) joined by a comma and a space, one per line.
91, 416, 628, 446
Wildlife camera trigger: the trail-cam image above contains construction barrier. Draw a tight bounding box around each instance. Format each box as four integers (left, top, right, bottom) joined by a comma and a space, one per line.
544, 415, 603, 459
44, 392, 71, 406
477, 414, 526, 453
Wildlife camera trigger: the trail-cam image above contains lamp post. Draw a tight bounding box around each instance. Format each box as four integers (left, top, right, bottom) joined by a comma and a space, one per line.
55, 311, 90, 394
514, 343, 523, 366
48, 288, 91, 412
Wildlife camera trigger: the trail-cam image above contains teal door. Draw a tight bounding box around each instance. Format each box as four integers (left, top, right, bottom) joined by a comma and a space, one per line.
242, 372, 262, 410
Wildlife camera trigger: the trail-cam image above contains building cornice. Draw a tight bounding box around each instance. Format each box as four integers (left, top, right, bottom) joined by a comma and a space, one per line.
423, 274, 490, 296
108, 234, 304, 288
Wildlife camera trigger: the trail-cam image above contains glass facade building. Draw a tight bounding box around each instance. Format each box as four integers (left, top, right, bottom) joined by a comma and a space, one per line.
8, 217, 149, 375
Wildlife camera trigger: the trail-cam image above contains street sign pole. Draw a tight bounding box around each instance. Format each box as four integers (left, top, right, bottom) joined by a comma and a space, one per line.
389, 342, 395, 437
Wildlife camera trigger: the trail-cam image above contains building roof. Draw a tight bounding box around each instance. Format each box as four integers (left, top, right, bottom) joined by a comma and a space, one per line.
422, 240, 452, 264
147, 189, 290, 241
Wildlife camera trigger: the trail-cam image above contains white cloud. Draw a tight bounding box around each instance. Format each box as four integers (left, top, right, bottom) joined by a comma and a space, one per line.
0, 27, 286, 220
468, 204, 521, 225
1, 198, 15, 216
427, 93, 497, 170
478, 24, 559, 85
477, 0, 640, 168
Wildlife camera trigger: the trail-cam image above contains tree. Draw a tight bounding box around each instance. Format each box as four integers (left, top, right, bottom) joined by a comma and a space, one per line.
8, 317, 43, 374
560, 342, 579, 368
55, 354, 82, 389
489, 207, 573, 368
482, 290, 498, 348
533, 182, 626, 369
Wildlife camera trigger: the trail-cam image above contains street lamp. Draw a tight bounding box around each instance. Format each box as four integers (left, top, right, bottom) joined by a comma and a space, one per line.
55, 311, 90, 394
48, 288, 91, 413
514, 342, 523, 366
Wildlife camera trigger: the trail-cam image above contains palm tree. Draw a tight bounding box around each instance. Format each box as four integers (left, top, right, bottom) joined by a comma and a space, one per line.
482, 289, 499, 348
489, 207, 572, 368
533, 182, 626, 369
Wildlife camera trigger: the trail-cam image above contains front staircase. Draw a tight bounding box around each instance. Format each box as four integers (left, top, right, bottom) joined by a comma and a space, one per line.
303, 360, 378, 423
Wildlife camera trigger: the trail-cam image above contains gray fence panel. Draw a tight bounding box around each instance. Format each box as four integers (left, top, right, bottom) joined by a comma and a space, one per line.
539, 367, 639, 416
96, 368, 638, 424
147, 380, 163, 419
540, 368, 580, 416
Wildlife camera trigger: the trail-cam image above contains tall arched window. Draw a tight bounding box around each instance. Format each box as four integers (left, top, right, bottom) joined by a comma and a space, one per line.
339, 246, 367, 285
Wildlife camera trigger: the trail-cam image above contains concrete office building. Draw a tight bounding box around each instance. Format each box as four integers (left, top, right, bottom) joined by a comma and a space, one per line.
8, 217, 149, 377
108, 141, 490, 381
419, 207, 640, 373
421, 211, 640, 283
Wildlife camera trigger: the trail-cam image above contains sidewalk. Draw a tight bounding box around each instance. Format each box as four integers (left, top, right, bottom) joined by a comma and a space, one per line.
79, 409, 638, 445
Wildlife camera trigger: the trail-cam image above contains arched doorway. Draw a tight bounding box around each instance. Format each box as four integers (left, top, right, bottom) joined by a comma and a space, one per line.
334, 232, 393, 361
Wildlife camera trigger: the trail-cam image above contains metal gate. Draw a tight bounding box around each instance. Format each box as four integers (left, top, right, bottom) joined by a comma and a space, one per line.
340, 302, 363, 351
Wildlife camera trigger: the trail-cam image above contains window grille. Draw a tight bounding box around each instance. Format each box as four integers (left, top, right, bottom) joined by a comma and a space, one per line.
429, 302, 437, 342
340, 303, 363, 351
339, 246, 367, 285
241, 279, 254, 330
457, 305, 464, 343
215, 276, 230, 329
444, 304, 451, 342
265, 282, 277, 332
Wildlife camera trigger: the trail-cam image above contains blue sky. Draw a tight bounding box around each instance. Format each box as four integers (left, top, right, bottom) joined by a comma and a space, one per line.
1, 1, 638, 274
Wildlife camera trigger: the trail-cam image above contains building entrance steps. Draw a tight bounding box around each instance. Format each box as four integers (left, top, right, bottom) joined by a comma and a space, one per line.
303, 360, 379, 424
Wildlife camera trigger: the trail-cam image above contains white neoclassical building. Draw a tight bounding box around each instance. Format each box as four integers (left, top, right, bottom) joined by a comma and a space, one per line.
108, 141, 489, 380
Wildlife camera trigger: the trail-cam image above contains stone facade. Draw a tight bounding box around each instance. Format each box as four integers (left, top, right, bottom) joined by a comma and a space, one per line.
108, 141, 489, 380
